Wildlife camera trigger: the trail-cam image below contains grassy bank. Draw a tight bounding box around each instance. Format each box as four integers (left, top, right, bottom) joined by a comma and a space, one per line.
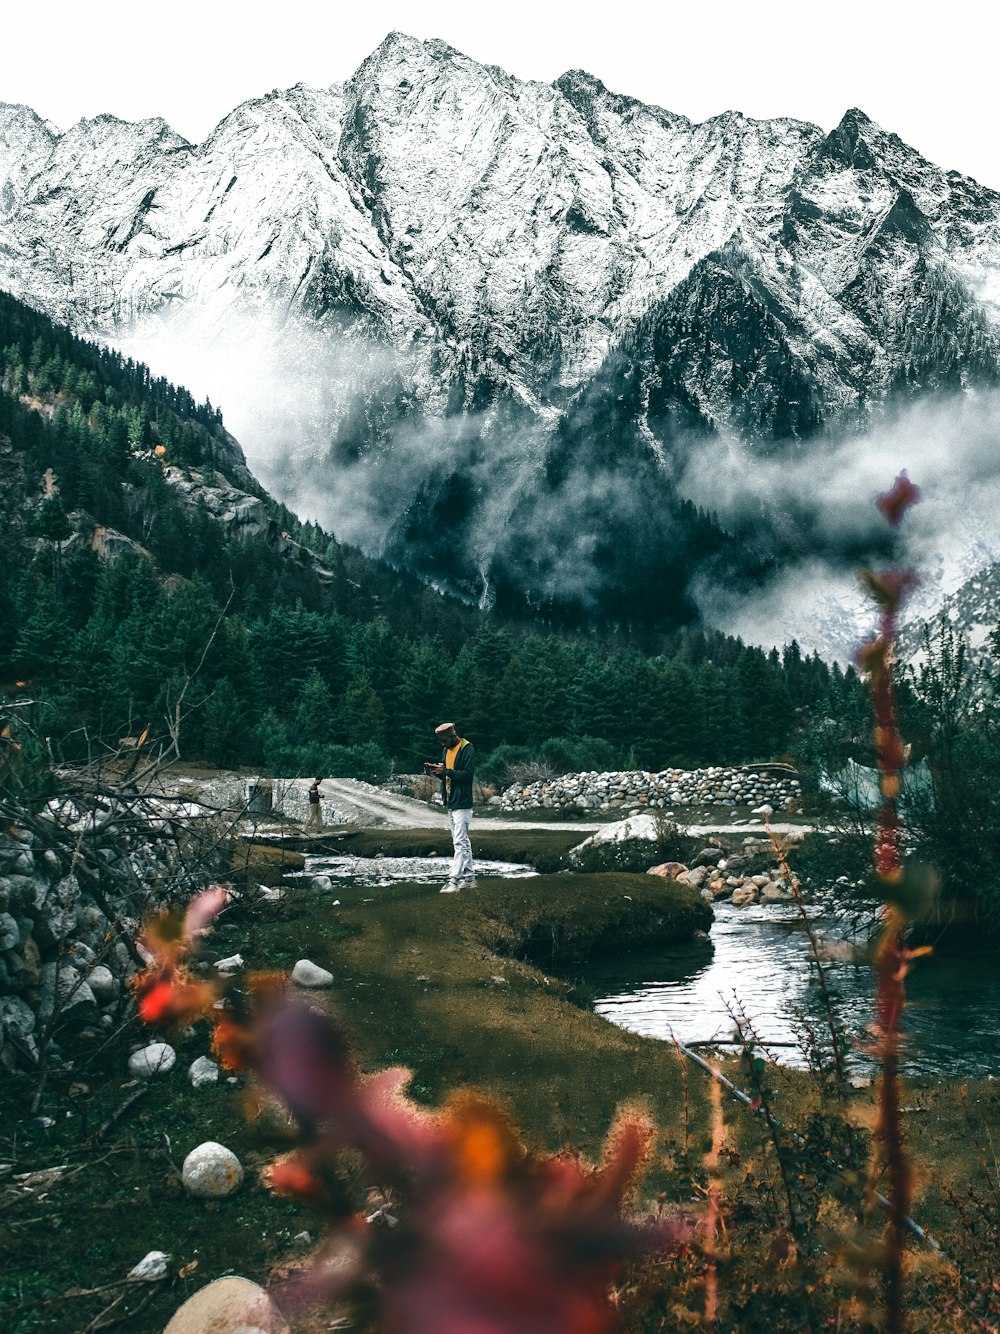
3, 871, 1000, 1332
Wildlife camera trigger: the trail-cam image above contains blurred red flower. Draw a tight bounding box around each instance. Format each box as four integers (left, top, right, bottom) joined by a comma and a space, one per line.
875, 470, 921, 527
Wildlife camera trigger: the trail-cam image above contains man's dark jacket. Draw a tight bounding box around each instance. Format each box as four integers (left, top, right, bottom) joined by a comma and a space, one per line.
439, 738, 475, 810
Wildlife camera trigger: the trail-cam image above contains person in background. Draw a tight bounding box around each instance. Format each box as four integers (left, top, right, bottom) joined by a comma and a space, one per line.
305, 777, 324, 831
426, 722, 475, 893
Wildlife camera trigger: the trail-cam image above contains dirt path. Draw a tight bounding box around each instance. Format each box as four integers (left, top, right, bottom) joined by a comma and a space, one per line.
319, 779, 810, 838
320, 778, 449, 828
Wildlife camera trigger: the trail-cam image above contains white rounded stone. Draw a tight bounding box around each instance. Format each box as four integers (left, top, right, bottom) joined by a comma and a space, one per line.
162, 1276, 288, 1334
128, 1042, 176, 1079
291, 959, 333, 988
181, 1141, 243, 1198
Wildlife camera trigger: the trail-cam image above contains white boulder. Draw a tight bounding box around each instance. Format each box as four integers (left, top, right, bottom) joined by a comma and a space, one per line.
291, 959, 333, 988
181, 1141, 244, 1199
128, 1042, 176, 1079
188, 1055, 220, 1088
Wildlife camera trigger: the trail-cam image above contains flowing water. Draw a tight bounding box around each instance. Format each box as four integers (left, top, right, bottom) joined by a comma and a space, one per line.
300, 853, 997, 1078
589, 899, 1000, 1078
302, 853, 537, 889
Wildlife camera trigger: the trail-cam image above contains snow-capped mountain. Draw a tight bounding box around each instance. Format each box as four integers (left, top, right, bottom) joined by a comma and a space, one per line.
3, 32, 1000, 632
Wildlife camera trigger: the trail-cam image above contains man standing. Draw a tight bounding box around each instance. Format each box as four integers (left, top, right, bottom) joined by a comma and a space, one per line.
305, 778, 324, 831
427, 722, 475, 893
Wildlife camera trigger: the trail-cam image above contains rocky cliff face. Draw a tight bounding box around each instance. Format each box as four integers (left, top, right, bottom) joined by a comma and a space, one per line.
3, 33, 999, 627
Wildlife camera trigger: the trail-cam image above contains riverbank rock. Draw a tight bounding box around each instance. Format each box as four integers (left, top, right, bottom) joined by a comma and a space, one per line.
163, 1276, 289, 1334
760, 880, 794, 902
128, 1042, 176, 1079
0, 790, 230, 1072
0, 995, 38, 1063
181, 1141, 244, 1198
648, 862, 688, 880
39, 965, 98, 1028
0, 912, 18, 950
87, 964, 117, 1002
291, 959, 333, 988
646, 840, 801, 909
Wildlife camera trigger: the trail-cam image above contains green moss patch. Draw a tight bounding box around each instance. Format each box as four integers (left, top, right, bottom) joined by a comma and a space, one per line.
464, 873, 711, 966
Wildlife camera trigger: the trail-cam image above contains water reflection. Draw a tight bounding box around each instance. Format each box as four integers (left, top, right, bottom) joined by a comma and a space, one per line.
590, 901, 1000, 1078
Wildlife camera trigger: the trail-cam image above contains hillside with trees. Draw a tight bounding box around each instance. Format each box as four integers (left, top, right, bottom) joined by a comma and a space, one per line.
0, 290, 863, 781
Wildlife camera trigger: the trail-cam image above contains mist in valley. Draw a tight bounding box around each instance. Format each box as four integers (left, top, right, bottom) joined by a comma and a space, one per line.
120, 313, 1000, 656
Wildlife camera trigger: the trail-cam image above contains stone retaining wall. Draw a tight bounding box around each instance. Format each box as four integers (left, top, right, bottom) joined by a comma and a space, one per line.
0, 794, 227, 1073
500, 765, 801, 813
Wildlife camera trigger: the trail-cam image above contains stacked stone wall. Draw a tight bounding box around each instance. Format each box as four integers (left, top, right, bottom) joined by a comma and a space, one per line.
500, 765, 801, 813
0, 794, 227, 1073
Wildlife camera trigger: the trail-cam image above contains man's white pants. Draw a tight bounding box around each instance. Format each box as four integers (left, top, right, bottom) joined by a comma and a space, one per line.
448, 807, 474, 883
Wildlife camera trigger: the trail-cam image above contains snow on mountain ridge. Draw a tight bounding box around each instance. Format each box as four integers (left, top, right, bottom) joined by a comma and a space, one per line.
2, 33, 1000, 640
1, 35, 996, 407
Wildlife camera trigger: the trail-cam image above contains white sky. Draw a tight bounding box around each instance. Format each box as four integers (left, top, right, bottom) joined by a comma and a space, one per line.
3, 0, 997, 188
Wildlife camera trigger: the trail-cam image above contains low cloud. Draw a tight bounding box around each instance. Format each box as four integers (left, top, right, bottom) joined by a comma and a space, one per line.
678, 391, 1000, 657
119, 310, 1000, 654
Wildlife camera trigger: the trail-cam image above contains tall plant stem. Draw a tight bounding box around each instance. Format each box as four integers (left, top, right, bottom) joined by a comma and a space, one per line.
762, 810, 847, 1090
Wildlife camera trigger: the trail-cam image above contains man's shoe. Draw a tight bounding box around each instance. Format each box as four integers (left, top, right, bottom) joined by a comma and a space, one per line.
440, 881, 461, 894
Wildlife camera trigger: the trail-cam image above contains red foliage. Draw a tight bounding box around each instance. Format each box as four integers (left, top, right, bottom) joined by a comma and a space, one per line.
130, 887, 228, 1027
860, 474, 932, 1334
259, 1003, 683, 1332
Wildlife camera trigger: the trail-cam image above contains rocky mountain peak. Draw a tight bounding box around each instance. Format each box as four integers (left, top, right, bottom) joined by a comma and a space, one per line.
1, 34, 1000, 637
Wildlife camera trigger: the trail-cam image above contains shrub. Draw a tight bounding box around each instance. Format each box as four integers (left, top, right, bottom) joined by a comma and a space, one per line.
478, 742, 534, 788
321, 742, 391, 785
257, 719, 392, 785
481, 737, 624, 790
570, 819, 688, 874
538, 735, 619, 775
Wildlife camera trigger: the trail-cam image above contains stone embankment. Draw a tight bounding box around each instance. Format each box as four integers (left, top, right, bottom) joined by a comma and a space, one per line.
500, 766, 801, 814
0, 793, 227, 1072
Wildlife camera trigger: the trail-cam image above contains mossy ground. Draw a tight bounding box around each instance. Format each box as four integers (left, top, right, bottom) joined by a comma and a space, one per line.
2, 865, 999, 1332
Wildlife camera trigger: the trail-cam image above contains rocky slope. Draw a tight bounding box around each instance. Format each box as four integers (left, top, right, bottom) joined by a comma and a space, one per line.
3, 33, 999, 626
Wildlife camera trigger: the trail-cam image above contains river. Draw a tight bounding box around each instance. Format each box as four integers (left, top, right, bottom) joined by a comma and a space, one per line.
589, 899, 1000, 1078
